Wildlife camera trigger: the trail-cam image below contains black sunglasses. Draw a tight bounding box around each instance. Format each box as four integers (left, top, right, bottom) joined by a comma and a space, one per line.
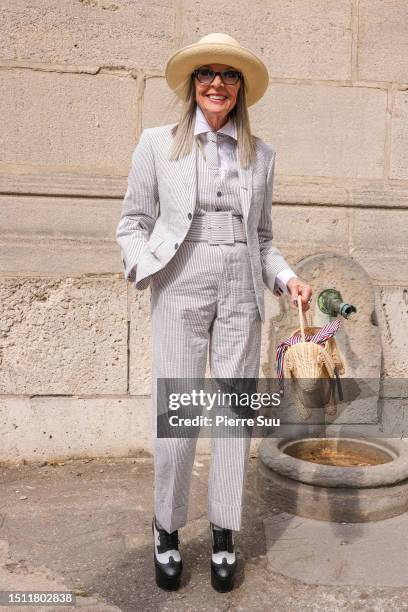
193, 68, 242, 85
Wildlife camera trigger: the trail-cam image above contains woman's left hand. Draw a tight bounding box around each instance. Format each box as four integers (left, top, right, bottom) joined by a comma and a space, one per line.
287, 277, 313, 311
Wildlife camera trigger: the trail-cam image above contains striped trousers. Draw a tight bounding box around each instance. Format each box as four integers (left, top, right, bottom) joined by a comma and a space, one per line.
150, 239, 262, 533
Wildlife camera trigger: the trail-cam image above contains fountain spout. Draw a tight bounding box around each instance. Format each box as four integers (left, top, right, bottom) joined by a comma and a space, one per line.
317, 288, 357, 319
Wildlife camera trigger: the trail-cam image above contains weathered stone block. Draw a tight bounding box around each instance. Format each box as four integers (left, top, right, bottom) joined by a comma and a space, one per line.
129, 286, 152, 395
0, 173, 127, 198
390, 91, 408, 181
352, 209, 408, 251
0, 195, 126, 275
0, 195, 120, 240
181, 0, 352, 80
352, 252, 408, 286
273, 205, 349, 248
0, 235, 123, 276
0, 396, 153, 464
275, 179, 349, 207
142, 76, 181, 129
350, 184, 408, 209
268, 205, 349, 273
0, 0, 175, 70
375, 287, 408, 378
0, 277, 127, 395
351, 209, 408, 284
358, 0, 408, 82
0, 69, 137, 174
251, 84, 387, 179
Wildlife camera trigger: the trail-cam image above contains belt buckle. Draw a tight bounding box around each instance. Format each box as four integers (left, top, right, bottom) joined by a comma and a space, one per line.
207, 211, 235, 245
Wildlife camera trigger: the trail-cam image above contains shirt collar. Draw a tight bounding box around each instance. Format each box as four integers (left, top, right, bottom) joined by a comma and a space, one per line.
193, 104, 237, 140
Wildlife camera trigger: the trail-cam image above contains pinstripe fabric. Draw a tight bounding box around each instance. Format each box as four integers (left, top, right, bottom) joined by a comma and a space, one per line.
116, 118, 294, 533
195, 132, 242, 217
151, 244, 261, 533
185, 213, 246, 242
115, 122, 291, 322
151, 147, 261, 533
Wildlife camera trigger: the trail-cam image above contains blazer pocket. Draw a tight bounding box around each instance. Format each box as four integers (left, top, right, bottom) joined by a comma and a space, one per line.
148, 232, 165, 256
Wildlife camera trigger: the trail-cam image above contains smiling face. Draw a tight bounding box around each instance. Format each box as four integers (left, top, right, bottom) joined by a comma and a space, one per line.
194, 63, 241, 130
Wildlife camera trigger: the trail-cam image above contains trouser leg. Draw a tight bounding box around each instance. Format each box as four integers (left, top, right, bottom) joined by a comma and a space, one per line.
207, 244, 262, 531
149, 243, 219, 533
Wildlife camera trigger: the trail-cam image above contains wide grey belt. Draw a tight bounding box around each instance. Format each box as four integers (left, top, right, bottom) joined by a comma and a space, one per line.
185, 211, 247, 244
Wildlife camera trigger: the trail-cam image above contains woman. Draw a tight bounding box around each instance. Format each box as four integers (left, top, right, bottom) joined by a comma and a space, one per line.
116, 33, 312, 593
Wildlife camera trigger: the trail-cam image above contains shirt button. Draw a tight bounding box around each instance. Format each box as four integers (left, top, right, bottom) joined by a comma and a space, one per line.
188, 213, 192, 220
174, 243, 179, 250
217, 191, 222, 197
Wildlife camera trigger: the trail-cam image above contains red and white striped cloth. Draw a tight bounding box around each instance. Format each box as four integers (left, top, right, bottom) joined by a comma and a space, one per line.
276, 318, 341, 381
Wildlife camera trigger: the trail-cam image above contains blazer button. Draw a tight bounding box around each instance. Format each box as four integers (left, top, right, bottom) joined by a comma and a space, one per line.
174, 243, 179, 249
217, 191, 222, 197
188, 213, 192, 219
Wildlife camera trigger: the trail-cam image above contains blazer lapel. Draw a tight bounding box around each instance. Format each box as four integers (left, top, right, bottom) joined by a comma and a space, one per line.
173, 138, 198, 218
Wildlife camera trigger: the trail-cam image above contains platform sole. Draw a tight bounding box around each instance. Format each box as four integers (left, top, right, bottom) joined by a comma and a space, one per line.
211, 564, 236, 592
154, 561, 182, 591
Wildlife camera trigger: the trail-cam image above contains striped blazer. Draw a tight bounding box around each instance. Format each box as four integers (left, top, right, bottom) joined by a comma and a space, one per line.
115, 123, 290, 322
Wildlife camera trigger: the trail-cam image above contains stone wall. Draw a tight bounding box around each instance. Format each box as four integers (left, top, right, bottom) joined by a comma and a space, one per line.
0, 0, 407, 463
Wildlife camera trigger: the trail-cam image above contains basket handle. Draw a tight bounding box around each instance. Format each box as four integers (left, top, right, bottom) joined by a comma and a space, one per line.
297, 296, 309, 342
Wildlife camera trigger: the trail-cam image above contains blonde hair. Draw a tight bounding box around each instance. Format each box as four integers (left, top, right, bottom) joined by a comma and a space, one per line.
168, 74, 256, 168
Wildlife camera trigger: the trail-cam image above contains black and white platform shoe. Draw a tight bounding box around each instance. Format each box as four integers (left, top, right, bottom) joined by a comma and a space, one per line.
210, 523, 237, 592
152, 517, 183, 591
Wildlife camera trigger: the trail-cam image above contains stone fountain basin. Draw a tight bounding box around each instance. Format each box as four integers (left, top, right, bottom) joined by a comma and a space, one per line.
258, 437, 408, 522
259, 437, 408, 488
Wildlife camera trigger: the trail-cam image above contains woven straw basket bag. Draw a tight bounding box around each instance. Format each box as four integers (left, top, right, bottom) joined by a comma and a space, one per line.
283, 301, 345, 420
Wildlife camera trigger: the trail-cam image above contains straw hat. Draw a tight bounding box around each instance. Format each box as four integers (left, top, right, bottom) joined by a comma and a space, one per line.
165, 33, 269, 107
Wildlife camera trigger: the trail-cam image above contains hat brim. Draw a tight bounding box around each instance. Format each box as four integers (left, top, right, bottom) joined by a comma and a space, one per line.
165, 42, 269, 107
